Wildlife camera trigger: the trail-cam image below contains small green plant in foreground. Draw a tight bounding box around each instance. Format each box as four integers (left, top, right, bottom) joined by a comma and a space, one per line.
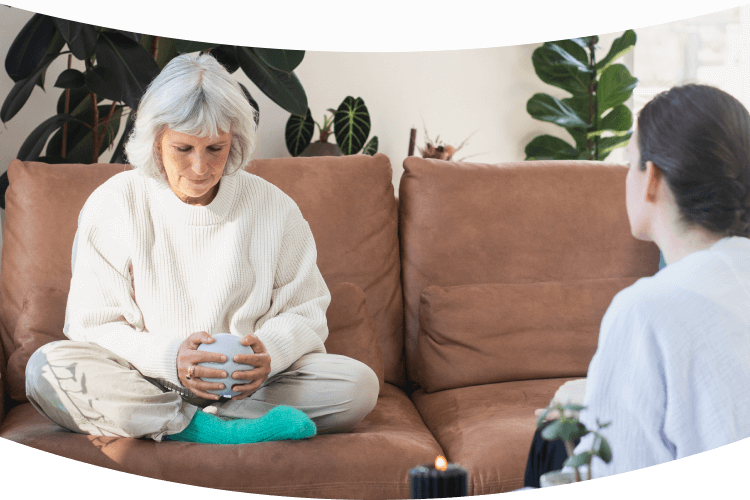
536, 403, 612, 481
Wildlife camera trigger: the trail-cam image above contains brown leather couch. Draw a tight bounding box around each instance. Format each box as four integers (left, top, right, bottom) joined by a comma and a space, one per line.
0, 153, 659, 498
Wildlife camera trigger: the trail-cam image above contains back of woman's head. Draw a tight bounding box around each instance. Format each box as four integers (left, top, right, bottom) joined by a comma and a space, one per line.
124, 52, 258, 180
638, 84, 750, 237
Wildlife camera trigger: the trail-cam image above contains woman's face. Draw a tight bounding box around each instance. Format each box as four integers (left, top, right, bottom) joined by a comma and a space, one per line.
159, 128, 232, 205
625, 131, 653, 241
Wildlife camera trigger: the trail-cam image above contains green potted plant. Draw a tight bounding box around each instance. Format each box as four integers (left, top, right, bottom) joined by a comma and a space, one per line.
2, 13, 309, 208
535, 403, 612, 486
525, 30, 637, 161
285, 96, 378, 157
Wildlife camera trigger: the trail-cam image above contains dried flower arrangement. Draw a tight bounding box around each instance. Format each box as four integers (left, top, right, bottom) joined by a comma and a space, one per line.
414, 125, 478, 162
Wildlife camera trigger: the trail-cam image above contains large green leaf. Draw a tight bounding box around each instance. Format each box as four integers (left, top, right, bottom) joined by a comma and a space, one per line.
5, 14, 57, 82
236, 47, 307, 116
17, 113, 76, 161
52, 17, 81, 47
560, 94, 592, 124
532, 42, 592, 96
237, 82, 260, 125
173, 39, 220, 54
139, 35, 178, 70
213, 45, 241, 74
0, 171, 8, 210
596, 29, 636, 74
362, 136, 378, 155
57, 20, 98, 60
333, 96, 371, 155
285, 108, 314, 157
597, 64, 638, 112
596, 132, 633, 156
93, 32, 160, 109
1, 53, 59, 123
548, 40, 590, 70
525, 135, 579, 160
54, 68, 86, 89
588, 104, 632, 138
111, 114, 135, 163
253, 48, 305, 73
527, 93, 589, 129
575, 35, 599, 47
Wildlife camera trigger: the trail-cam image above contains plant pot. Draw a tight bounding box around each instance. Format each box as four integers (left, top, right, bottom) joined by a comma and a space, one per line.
540, 470, 577, 488
299, 142, 342, 157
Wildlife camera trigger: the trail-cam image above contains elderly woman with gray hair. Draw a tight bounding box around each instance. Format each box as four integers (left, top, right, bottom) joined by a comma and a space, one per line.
24, 53, 379, 445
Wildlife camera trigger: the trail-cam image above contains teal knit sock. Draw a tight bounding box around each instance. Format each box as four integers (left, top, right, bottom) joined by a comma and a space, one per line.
164, 406, 316, 445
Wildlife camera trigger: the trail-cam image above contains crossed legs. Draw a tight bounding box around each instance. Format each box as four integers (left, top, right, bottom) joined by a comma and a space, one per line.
25, 340, 379, 441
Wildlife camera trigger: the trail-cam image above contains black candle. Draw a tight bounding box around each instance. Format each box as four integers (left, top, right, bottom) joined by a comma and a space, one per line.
409, 456, 468, 498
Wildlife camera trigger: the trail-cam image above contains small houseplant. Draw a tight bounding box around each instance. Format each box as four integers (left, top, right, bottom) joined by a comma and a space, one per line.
525, 30, 638, 161
536, 403, 612, 485
285, 96, 378, 157
417, 126, 477, 162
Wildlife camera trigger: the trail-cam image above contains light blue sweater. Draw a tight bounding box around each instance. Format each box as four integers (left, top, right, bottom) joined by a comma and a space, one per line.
574, 236, 750, 477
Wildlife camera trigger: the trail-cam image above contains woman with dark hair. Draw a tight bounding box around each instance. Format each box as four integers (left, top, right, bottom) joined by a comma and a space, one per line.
525, 84, 750, 485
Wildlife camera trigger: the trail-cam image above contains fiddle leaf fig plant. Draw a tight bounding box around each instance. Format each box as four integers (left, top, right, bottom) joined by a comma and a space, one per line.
536, 403, 612, 482
2, 12, 309, 209
525, 30, 638, 161
285, 96, 379, 156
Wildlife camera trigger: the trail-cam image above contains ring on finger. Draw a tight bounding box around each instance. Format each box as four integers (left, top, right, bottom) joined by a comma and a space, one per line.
186, 364, 197, 380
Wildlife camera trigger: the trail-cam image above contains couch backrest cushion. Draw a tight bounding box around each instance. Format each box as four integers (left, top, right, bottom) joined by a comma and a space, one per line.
1, 153, 405, 393
0, 160, 126, 368
247, 154, 403, 385
399, 158, 661, 383
326, 282, 385, 394
6, 286, 68, 400
415, 278, 639, 393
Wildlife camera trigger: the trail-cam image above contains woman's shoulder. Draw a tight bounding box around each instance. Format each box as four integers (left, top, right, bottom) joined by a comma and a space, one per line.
81, 170, 145, 222
233, 170, 302, 213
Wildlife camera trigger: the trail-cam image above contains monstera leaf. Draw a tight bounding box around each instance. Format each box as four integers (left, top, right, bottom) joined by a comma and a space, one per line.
334, 96, 371, 155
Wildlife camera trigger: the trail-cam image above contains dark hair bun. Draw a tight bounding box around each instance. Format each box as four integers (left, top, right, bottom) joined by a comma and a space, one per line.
638, 84, 750, 237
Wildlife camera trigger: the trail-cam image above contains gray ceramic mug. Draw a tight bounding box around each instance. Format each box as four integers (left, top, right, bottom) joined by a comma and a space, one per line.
197, 333, 255, 397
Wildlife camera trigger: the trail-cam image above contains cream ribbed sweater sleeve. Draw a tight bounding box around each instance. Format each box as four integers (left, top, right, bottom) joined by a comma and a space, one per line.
63, 187, 183, 385
251, 212, 330, 378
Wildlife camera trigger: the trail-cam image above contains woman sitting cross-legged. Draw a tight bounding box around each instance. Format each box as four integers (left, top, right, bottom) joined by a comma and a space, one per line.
525, 84, 750, 485
24, 52, 379, 444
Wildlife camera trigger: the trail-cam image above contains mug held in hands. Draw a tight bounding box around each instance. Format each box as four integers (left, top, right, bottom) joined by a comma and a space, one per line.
197, 333, 255, 397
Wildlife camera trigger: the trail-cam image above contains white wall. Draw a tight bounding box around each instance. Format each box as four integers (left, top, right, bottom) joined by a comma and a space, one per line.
0, 5, 627, 262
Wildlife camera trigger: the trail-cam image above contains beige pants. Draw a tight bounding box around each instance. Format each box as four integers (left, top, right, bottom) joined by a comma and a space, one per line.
25, 340, 379, 441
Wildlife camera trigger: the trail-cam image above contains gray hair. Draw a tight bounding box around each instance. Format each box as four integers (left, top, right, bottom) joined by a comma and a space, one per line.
124, 52, 258, 180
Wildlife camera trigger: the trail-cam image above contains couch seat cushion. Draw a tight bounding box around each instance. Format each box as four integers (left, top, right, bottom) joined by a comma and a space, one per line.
1, 384, 441, 499
411, 377, 578, 495
416, 278, 638, 392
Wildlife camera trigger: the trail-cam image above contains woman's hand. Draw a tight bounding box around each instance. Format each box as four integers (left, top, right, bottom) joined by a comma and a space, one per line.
535, 378, 587, 421
177, 331, 228, 400
229, 333, 272, 400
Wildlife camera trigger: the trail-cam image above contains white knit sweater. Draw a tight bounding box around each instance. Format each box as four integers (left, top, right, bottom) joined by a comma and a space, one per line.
573, 236, 750, 477
63, 168, 330, 388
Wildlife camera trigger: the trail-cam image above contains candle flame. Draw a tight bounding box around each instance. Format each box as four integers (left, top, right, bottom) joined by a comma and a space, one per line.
435, 455, 448, 471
